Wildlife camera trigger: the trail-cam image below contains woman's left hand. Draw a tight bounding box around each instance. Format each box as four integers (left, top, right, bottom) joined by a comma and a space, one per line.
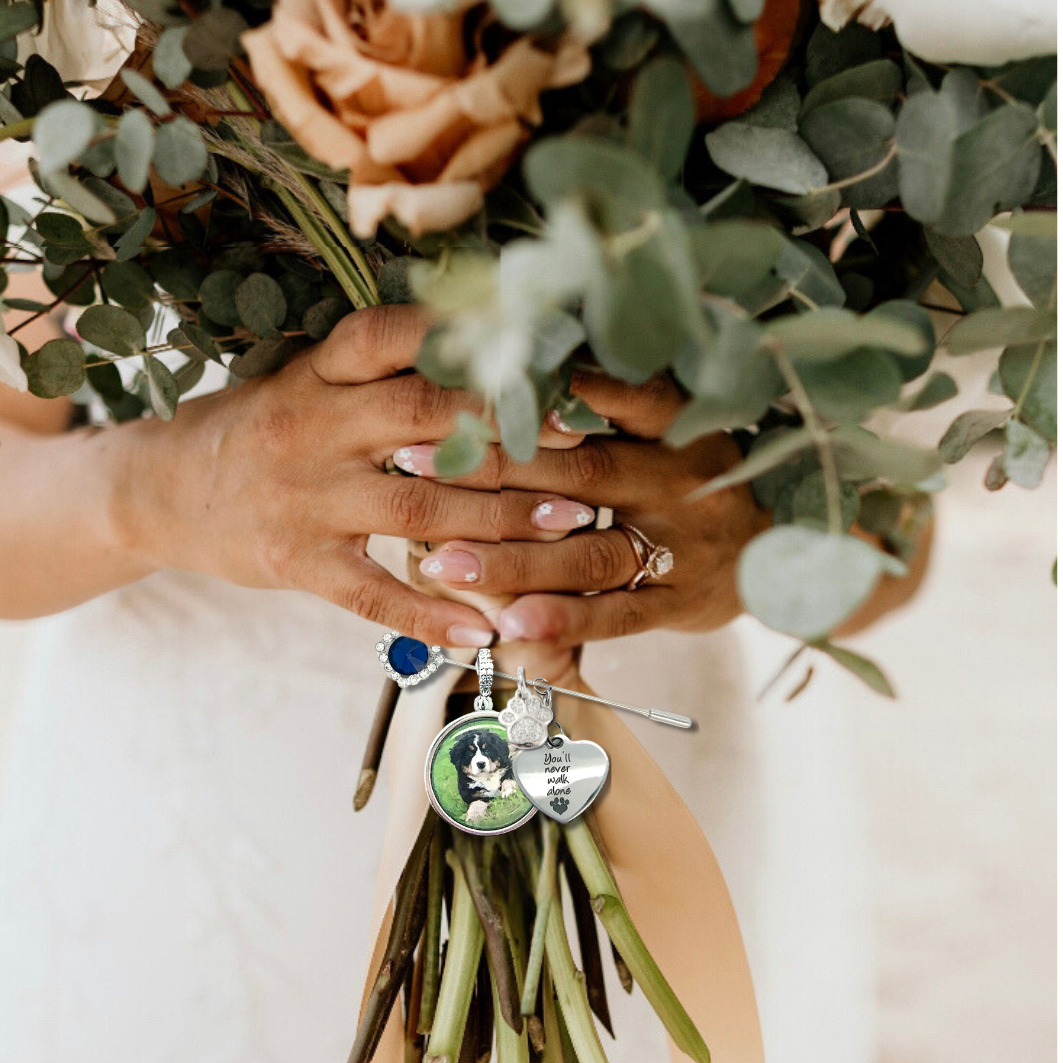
407, 372, 771, 647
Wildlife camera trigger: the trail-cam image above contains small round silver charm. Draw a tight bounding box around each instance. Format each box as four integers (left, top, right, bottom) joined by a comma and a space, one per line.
498, 668, 554, 749
473, 647, 494, 711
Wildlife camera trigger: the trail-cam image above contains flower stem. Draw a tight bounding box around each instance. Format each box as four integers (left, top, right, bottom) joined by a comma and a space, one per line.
425, 851, 485, 1063
563, 820, 711, 1063
417, 828, 445, 1035
521, 820, 559, 1015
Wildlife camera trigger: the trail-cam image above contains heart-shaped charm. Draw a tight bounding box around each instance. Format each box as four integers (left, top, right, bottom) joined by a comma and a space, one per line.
512, 735, 609, 824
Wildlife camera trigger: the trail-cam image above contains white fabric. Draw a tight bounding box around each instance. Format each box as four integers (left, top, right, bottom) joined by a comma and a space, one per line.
0, 555, 872, 1062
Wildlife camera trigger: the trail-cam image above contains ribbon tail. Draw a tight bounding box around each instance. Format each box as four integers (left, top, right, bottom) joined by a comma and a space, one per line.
555, 683, 764, 1063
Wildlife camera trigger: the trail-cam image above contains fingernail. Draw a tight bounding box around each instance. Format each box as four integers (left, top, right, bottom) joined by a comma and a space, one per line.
393, 444, 438, 476
498, 609, 528, 641
448, 624, 493, 648
420, 550, 481, 584
546, 409, 578, 435
532, 498, 596, 532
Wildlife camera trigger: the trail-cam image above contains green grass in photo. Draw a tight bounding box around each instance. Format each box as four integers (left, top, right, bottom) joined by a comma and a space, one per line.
429, 719, 533, 832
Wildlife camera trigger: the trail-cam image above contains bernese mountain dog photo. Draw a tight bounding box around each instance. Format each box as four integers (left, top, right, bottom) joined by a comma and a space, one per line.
449, 727, 519, 823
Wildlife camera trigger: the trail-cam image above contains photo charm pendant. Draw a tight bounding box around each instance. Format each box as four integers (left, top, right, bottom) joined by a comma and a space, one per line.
512, 729, 610, 825
376, 631, 445, 688
425, 713, 537, 836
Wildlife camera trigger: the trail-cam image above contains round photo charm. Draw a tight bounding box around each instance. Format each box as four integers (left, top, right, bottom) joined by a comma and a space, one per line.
424, 713, 537, 836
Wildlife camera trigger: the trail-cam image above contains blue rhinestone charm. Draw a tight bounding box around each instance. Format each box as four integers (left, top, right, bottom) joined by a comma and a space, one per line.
376, 631, 445, 688
389, 637, 428, 676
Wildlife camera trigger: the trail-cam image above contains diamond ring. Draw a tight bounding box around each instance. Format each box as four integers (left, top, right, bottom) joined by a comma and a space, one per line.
617, 523, 674, 590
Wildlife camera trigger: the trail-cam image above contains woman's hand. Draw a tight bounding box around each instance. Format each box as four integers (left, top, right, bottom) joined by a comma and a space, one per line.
404, 371, 771, 646
0, 306, 589, 635
115, 308, 590, 645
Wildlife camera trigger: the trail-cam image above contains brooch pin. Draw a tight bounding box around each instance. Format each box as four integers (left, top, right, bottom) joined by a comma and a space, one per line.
375, 632, 694, 728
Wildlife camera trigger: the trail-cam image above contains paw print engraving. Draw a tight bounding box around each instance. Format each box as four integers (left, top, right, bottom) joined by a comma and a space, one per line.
499, 689, 553, 749
550, 796, 570, 816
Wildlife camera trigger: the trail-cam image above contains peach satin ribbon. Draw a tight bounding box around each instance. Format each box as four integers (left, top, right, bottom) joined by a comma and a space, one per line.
358, 614, 763, 1062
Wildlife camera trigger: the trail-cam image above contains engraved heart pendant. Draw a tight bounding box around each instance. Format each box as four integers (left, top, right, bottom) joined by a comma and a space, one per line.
512, 733, 610, 825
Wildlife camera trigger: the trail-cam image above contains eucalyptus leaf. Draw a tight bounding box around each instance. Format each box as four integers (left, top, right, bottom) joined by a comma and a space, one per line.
169, 323, 221, 364
744, 76, 801, 131
897, 72, 1042, 236
738, 524, 892, 640
790, 472, 861, 530
151, 249, 205, 300
999, 340, 1056, 439
183, 7, 249, 71
498, 374, 541, 462
799, 58, 903, 119
433, 412, 491, 477
898, 371, 959, 411
114, 207, 156, 261
805, 22, 882, 86
628, 56, 694, 181
154, 26, 192, 89
0, 1, 38, 40
229, 332, 301, 378
1007, 231, 1056, 306
144, 355, 179, 420
43, 171, 116, 224
938, 407, 1010, 463
1002, 418, 1051, 488
693, 427, 815, 498
829, 425, 942, 483
102, 259, 155, 310
524, 137, 666, 232
799, 348, 903, 422
120, 69, 170, 117
924, 229, 983, 287
943, 306, 1054, 354
775, 240, 846, 308
34, 99, 99, 174
77, 304, 146, 357
799, 97, 898, 208
25, 339, 85, 397
705, 124, 829, 195
768, 307, 926, 361
303, 297, 350, 341
689, 220, 786, 305
114, 108, 154, 193
153, 116, 208, 186
663, 2, 757, 98
815, 640, 896, 697
199, 269, 243, 328
235, 272, 287, 337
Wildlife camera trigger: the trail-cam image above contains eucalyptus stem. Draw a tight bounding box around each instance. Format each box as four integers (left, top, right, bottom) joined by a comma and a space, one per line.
521, 820, 559, 1016
563, 820, 710, 1063
768, 342, 844, 535
425, 852, 485, 1063
418, 829, 445, 1035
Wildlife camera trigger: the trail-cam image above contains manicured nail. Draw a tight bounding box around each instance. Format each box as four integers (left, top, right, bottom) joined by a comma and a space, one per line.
420, 550, 481, 584
393, 444, 438, 476
532, 498, 596, 532
448, 624, 493, 648
498, 609, 529, 641
546, 409, 578, 435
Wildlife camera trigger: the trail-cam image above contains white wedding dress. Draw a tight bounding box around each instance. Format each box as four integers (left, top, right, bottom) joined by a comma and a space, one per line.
0, 555, 873, 1062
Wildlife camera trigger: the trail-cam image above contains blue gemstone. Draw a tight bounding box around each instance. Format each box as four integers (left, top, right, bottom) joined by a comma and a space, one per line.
388, 636, 429, 676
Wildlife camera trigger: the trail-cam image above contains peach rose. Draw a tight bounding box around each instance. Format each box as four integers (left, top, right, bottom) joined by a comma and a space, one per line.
243, 0, 590, 238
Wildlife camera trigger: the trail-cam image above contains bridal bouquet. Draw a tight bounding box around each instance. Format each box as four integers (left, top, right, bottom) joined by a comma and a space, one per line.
0, 0, 1055, 1059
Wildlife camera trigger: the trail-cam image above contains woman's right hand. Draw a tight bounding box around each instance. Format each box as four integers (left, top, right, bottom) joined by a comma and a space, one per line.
117, 307, 589, 647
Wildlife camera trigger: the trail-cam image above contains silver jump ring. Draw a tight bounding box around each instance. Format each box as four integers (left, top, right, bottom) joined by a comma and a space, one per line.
474, 647, 494, 711
617, 523, 675, 591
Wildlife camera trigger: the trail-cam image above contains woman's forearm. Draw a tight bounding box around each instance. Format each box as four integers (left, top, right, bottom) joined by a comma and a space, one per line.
0, 418, 158, 618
